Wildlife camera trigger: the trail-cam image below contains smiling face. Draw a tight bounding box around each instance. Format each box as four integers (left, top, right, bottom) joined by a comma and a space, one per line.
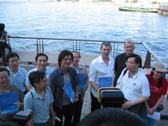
60, 55, 72, 71
153, 70, 164, 80
36, 56, 48, 71
100, 45, 111, 59
0, 71, 10, 89
72, 52, 80, 66
35, 76, 48, 90
124, 42, 135, 56
8, 56, 19, 72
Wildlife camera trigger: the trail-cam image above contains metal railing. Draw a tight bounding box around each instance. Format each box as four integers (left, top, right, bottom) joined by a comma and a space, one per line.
8, 36, 167, 72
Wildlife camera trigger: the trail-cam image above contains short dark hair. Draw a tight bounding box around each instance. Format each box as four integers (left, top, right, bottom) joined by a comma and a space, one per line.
72, 51, 81, 58
0, 67, 10, 76
127, 54, 142, 68
28, 71, 46, 88
78, 108, 147, 126
35, 53, 48, 61
100, 41, 112, 49
58, 50, 73, 67
5, 52, 20, 63
0, 23, 5, 31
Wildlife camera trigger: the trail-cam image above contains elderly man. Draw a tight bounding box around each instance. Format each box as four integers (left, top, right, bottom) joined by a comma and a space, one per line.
6, 52, 27, 94
116, 54, 150, 116
113, 40, 135, 87
89, 41, 114, 112
0, 67, 24, 121
26, 53, 53, 91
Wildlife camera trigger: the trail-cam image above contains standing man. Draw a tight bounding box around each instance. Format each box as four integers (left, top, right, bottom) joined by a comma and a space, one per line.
26, 53, 53, 91
116, 54, 150, 116
89, 41, 114, 112
24, 71, 56, 126
113, 40, 135, 87
71, 51, 89, 126
6, 52, 27, 94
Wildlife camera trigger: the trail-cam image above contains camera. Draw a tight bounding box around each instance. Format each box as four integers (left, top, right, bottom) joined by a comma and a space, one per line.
98, 87, 125, 108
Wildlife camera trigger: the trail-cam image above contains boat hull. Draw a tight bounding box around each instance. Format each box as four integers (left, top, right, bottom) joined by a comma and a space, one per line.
119, 7, 158, 13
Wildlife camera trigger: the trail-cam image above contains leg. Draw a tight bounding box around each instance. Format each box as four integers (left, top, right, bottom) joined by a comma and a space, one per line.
63, 103, 74, 126
72, 94, 83, 125
90, 92, 100, 112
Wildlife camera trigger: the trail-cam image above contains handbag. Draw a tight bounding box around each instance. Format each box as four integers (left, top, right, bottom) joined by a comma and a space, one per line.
157, 104, 164, 112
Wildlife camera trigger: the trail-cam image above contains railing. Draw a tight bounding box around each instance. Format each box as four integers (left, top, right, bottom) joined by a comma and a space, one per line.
8, 36, 168, 75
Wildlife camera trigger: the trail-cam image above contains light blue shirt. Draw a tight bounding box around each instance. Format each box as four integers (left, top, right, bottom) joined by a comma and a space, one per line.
7, 67, 27, 92
26, 67, 53, 86
24, 87, 54, 123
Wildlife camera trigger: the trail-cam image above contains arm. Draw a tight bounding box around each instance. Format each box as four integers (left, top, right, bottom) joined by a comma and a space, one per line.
28, 119, 34, 126
123, 96, 149, 109
49, 104, 56, 126
90, 81, 99, 92
82, 66, 89, 92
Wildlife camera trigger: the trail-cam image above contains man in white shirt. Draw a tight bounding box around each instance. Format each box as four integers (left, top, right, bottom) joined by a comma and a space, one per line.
116, 54, 150, 116
26, 53, 53, 91
89, 41, 114, 111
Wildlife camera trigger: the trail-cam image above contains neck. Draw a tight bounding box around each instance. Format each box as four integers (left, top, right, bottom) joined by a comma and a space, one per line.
72, 64, 78, 68
129, 69, 138, 77
35, 88, 45, 95
61, 67, 68, 74
153, 75, 159, 81
10, 67, 18, 73
0, 85, 10, 92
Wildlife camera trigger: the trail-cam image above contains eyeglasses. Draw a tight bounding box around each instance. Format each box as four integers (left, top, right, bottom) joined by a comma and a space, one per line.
125, 61, 136, 65
63, 58, 72, 61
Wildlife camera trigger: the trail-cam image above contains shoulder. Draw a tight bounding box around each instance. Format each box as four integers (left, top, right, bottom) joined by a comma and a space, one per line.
27, 68, 36, 74
115, 53, 125, 59
18, 67, 27, 73
90, 56, 101, 65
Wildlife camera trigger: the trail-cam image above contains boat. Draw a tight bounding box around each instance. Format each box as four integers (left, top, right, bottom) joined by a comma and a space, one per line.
119, 3, 159, 13
158, 3, 168, 16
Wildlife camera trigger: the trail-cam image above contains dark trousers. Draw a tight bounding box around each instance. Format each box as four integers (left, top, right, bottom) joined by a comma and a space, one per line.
33, 118, 51, 126
128, 102, 143, 116
0, 42, 12, 66
72, 94, 83, 125
54, 103, 74, 126
90, 92, 100, 112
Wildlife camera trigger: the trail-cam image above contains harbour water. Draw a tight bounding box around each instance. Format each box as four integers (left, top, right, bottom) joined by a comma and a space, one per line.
0, 1, 168, 67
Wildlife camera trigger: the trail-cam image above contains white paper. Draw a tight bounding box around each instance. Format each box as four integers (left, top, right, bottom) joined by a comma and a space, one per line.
147, 112, 161, 121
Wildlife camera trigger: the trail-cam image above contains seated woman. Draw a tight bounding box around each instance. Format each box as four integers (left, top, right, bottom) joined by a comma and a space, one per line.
0, 23, 12, 66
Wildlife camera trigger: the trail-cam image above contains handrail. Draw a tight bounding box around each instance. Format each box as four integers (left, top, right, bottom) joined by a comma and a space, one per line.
8, 36, 167, 72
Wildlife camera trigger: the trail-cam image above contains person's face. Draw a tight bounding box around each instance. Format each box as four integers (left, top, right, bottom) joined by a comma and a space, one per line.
72, 52, 80, 66
60, 55, 72, 70
100, 45, 111, 58
8, 56, 19, 71
0, 71, 10, 88
124, 42, 135, 56
153, 70, 164, 80
36, 56, 48, 70
35, 76, 48, 90
125, 57, 139, 73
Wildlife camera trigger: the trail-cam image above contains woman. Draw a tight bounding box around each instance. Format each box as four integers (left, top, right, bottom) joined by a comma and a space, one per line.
144, 62, 168, 126
71, 51, 89, 126
49, 50, 79, 126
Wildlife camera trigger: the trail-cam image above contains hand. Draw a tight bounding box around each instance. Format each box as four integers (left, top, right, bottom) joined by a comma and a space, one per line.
74, 97, 79, 102
82, 87, 87, 92
122, 101, 132, 109
14, 101, 23, 109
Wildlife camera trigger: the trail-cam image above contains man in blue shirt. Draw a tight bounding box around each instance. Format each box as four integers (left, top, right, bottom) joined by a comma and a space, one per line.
24, 71, 56, 126
6, 52, 27, 94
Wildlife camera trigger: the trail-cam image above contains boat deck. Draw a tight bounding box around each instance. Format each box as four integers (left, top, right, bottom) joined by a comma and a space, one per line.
17, 64, 168, 126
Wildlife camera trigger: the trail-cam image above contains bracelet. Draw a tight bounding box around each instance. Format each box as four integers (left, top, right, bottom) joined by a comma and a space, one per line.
131, 101, 134, 106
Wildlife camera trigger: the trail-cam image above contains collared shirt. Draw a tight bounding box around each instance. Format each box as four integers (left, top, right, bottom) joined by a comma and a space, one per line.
26, 67, 54, 86
24, 87, 54, 123
49, 67, 79, 109
89, 55, 114, 98
117, 68, 150, 101
7, 67, 27, 92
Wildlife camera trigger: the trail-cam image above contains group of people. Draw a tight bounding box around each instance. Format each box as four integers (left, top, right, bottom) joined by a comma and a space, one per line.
89, 41, 167, 126
0, 40, 167, 126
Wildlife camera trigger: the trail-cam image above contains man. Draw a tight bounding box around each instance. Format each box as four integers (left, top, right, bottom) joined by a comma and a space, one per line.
24, 71, 55, 126
71, 51, 89, 126
78, 108, 147, 126
89, 41, 114, 112
6, 52, 27, 94
113, 40, 135, 87
116, 54, 150, 116
26, 53, 53, 91
0, 67, 24, 121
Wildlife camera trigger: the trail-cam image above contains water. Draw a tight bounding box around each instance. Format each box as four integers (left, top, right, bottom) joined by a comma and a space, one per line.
0, 1, 168, 67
